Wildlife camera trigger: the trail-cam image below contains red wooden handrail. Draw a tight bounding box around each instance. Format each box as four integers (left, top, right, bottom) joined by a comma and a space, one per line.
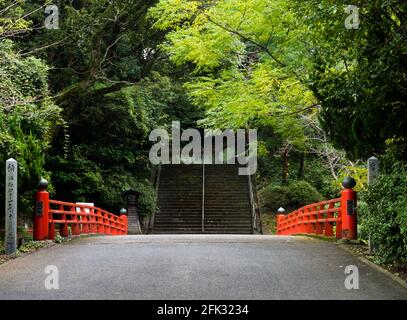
34, 189, 127, 240
276, 188, 357, 240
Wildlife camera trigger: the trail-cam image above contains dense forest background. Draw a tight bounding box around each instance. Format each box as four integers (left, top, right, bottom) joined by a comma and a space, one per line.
0, 0, 406, 263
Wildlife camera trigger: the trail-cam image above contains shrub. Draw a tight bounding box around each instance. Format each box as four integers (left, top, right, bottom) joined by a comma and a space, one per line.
259, 184, 291, 212
259, 180, 323, 213
362, 162, 407, 264
287, 181, 323, 209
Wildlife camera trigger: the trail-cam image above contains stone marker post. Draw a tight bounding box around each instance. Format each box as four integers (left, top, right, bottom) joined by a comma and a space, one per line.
367, 156, 379, 254
5, 158, 17, 254
368, 156, 379, 185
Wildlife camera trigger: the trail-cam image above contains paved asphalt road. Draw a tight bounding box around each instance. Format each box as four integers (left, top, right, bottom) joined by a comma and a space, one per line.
0, 235, 406, 300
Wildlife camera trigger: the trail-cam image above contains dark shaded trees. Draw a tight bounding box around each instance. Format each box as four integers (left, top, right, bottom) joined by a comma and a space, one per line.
296, 0, 407, 160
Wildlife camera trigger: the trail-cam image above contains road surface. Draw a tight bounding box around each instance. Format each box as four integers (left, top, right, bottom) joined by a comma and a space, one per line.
0, 235, 406, 299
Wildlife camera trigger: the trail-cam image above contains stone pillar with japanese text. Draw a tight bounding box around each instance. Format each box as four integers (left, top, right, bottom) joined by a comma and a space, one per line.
367, 156, 380, 253
5, 158, 18, 254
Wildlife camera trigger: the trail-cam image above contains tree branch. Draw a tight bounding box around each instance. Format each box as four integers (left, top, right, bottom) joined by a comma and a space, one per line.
205, 14, 287, 68
269, 103, 320, 117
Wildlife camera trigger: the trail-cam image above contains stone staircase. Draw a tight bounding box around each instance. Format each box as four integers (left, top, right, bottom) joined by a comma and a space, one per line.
204, 164, 252, 234
152, 164, 253, 234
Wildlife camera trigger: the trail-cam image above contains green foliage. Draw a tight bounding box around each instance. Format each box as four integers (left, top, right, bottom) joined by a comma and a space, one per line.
18, 240, 46, 252
287, 181, 323, 209
295, 0, 407, 160
45, 73, 189, 216
260, 212, 276, 235
149, 0, 317, 147
48, 79, 171, 215
0, 0, 32, 38
5, 1, 199, 220
336, 165, 368, 193
17, 225, 32, 242
54, 235, 64, 244
0, 39, 61, 221
259, 180, 323, 213
362, 162, 407, 264
302, 158, 339, 198
381, 138, 407, 172
259, 184, 290, 212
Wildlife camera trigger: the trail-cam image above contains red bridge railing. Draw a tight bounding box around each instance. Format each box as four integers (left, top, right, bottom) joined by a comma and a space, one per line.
276, 180, 357, 240
33, 181, 127, 240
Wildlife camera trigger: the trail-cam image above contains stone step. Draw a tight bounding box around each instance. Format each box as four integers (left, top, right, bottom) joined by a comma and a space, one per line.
154, 219, 251, 224
155, 218, 201, 221
204, 208, 251, 212
157, 208, 202, 210
155, 215, 202, 217
152, 232, 252, 235
153, 163, 253, 234
154, 227, 203, 230
155, 218, 251, 223
204, 202, 251, 205
158, 197, 203, 200
158, 205, 249, 209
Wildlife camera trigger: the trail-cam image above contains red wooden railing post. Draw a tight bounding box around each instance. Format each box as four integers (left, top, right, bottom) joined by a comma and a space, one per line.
316, 204, 324, 235
87, 207, 93, 233
340, 177, 357, 240
325, 202, 334, 237
34, 178, 50, 240
276, 215, 283, 235
276, 207, 286, 235
59, 204, 69, 237
48, 219, 55, 240
336, 209, 342, 240
111, 216, 117, 235
90, 208, 97, 233
96, 209, 103, 234
297, 209, 304, 233
81, 207, 89, 233
306, 206, 313, 233
70, 206, 80, 235
120, 208, 128, 235
104, 211, 111, 234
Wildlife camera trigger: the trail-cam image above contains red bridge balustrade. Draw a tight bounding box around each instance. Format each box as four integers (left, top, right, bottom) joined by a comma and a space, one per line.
276, 177, 357, 240
33, 179, 127, 240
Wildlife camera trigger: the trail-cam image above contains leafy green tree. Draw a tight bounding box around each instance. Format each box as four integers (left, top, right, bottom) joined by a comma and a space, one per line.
149, 0, 316, 133
294, 0, 407, 160
149, 0, 325, 187
8, 0, 202, 213
0, 39, 62, 222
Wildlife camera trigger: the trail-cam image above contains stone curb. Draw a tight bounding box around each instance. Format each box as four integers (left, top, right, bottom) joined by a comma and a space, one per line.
338, 244, 407, 290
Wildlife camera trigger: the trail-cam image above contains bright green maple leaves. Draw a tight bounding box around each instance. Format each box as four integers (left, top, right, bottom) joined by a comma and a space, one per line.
148, 0, 317, 149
